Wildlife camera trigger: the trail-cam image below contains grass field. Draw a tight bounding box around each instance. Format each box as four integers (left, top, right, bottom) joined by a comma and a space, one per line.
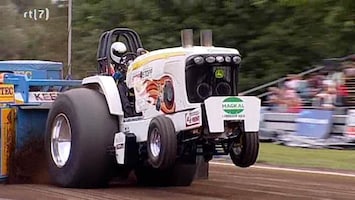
257, 143, 355, 171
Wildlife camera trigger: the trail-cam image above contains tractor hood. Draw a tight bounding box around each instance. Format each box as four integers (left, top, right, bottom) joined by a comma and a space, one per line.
128, 46, 240, 72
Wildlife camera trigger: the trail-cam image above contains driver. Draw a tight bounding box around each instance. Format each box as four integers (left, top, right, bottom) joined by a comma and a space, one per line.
110, 42, 128, 75
110, 42, 134, 117
111, 42, 127, 64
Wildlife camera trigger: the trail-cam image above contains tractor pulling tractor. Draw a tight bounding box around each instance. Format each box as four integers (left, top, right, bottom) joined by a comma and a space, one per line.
1, 28, 261, 188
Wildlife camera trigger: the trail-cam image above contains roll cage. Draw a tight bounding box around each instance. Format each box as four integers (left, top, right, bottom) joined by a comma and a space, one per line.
97, 28, 144, 75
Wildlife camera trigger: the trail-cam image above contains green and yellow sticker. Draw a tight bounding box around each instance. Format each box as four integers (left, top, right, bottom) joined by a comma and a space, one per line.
215, 69, 224, 79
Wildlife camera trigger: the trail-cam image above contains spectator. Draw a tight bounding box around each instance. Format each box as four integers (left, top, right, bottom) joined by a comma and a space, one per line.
285, 74, 301, 90
267, 81, 302, 113
265, 66, 352, 112
266, 87, 284, 111
336, 83, 348, 106
313, 85, 337, 110
282, 83, 302, 113
331, 68, 344, 86
296, 76, 315, 106
308, 73, 324, 93
333, 67, 348, 106
344, 65, 355, 77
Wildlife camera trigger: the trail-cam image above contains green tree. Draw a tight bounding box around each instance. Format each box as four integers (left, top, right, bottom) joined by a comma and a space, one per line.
1, 0, 354, 90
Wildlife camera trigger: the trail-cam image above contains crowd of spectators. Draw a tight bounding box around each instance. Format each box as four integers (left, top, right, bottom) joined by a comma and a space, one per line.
266, 67, 351, 113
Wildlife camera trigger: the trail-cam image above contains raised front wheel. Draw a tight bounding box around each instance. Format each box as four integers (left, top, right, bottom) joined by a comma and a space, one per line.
230, 132, 259, 168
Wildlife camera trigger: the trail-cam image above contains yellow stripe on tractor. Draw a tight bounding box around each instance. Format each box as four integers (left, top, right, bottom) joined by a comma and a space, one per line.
130, 52, 185, 71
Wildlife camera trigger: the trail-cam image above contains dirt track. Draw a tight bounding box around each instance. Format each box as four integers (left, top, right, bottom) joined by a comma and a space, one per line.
1, 162, 355, 200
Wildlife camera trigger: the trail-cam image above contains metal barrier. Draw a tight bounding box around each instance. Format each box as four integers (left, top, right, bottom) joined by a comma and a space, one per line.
261, 112, 346, 136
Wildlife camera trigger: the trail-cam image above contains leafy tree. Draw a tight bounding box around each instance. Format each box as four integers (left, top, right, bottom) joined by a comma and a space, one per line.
0, 0, 354, 91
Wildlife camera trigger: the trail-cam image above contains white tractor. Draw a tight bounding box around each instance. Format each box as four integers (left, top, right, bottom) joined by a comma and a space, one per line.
45, 28, 261, 188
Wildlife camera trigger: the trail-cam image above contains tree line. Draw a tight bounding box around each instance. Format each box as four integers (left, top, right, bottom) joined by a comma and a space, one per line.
1, 0, 354, 90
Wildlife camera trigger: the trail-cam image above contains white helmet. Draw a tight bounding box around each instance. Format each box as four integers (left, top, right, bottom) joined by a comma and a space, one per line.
110, 42, 127, 63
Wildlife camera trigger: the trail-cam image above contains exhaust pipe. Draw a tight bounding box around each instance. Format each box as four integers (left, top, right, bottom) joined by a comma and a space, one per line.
200, 29, 213, 47
181, 29, 194, 48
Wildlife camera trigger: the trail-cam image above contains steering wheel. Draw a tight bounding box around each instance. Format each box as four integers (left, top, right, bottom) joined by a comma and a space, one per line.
113, 52, 139, 75
122, 52, 138, 64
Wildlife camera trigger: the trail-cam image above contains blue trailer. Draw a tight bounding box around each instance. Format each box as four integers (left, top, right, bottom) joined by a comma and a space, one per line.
0, 60, 81, 182
0, 60, 64, 80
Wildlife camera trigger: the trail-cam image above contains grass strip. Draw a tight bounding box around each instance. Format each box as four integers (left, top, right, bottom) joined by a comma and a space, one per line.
257, 143, 355, 171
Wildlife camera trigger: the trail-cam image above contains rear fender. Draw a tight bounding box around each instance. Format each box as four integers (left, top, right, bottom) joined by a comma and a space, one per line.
82, 76, 124, 116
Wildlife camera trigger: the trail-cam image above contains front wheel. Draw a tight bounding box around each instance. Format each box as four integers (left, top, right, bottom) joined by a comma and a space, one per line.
147, 115, 177, 170
230, 132, 259, 168
45, 88, 118, 188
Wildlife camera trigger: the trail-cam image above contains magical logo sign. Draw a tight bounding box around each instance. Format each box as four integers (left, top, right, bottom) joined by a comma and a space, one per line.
222, 97, 244, 115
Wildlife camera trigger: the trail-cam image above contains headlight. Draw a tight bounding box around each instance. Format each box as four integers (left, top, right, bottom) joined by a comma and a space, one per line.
225, 56, 231, 63
216, 56, 224, 63
206, 56, 216, 63
233, 56, 241, 64
194, 56, 204, 65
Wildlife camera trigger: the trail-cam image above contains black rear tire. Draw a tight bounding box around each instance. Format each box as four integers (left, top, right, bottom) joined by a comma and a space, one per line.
45, 88, 118, 188
230, 132, 259, 168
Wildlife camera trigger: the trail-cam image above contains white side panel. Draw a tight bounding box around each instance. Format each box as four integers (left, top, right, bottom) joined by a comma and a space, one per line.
126, 59, 165, 89
82, 75, 123, 116
166, 107, 202, 131
204, 97, 224, 132
204, 96, 261, 132
123, 118, 151, 142
123, 110, 202, 143
163, 58, 193, 112
242, 97, 261, 132
114, 132, 126, 164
